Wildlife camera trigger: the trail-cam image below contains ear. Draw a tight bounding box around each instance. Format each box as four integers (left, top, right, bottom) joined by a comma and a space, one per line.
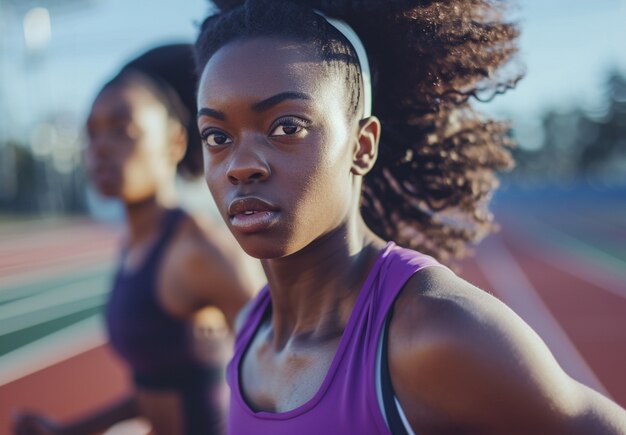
351, 116, 381, 176
167, 120, 188, 165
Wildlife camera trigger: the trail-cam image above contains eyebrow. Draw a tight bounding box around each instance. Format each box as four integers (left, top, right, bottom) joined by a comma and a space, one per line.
197, 107, 226, 121
251, 92, 311, 113
197, 92, 311, 121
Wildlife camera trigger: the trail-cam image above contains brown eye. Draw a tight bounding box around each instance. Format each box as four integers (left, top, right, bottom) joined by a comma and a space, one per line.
202, 130, 232, 147
269, 116, 310, 137
270, 125, 302, 136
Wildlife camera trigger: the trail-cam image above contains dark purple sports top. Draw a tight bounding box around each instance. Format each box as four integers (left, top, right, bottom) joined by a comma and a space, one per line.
228, 241, 444, 434
105, 208, 199, 378
105, 208, 226, 434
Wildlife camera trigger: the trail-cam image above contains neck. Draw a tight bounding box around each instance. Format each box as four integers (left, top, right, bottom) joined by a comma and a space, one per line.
123, 191, 179, 245
261, 215, 385, 349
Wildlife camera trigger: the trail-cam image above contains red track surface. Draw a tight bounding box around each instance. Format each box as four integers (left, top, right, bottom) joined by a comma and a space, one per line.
0, 346, 130, 435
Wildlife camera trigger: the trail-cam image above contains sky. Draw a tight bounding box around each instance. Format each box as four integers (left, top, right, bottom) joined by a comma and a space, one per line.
486, 0, 626, 118
0, 0, 211, 139
1, 0, 626, 141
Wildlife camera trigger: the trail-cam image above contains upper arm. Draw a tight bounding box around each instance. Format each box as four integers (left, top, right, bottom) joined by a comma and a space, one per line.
388, 267, 626, 434
171, 245, 256, 329
158, 222, 262, 330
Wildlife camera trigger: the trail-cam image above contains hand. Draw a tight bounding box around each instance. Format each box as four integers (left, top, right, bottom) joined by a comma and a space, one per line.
12, 412, 64, 435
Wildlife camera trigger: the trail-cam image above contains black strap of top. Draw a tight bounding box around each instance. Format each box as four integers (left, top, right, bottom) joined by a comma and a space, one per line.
142, 207, 186, 269
381, 307, 410, 435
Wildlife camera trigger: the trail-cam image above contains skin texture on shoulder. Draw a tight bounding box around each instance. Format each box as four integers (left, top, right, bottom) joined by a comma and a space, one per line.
388, 267, 626, 434
157, 210, 264, 329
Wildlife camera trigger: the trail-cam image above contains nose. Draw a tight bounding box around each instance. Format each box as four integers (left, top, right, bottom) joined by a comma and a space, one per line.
226, 141, 270, 185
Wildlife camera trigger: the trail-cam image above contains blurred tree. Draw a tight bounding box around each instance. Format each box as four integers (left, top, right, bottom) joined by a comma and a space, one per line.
0, 141, 38, 212
0, 139, 87, 215
509, 69, 626, 185
578, 71, 626, 178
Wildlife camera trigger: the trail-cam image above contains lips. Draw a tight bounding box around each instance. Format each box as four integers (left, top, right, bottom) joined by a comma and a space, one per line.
227, 197, 280, 233
228, 197, 278, 216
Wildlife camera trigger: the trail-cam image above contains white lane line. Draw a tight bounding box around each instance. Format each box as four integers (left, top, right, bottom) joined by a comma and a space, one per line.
500, 216, 626, 301
0, 315, 107, 386
0, 265, 112, 304
505, 229, 626, 302
527, 214, 626, 269
475, 235, 609, 396
0, 278, 109, 336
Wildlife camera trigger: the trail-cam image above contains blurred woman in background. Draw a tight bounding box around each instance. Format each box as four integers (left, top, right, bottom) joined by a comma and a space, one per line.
13, 43, 263, 435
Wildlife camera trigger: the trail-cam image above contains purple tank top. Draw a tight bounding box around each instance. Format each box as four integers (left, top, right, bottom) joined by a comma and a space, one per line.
228, 241, 444, 434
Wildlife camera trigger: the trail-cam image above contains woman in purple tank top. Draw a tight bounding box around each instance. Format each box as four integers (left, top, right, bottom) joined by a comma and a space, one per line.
13, 45, 263, 435
192, 0, 626, 433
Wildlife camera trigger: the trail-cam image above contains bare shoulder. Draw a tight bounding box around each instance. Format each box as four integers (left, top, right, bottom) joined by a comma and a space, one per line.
162, 213, 228, 283
388, 266, 547, 356
172, 211, 231, 259
158, 211, 262, 326
386, 266, 569, 402
388, 266, 626, 433
180, 212, 264, 282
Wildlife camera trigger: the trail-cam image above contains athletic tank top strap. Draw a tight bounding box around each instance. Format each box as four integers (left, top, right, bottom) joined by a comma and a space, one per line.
232, 286, 270, 350
380, 306, 411, 434
373, 244, 447, 434
370, 242, 444, 331
139, 207, 186, 271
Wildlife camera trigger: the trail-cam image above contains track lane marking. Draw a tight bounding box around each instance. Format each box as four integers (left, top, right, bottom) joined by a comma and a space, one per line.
475, 234, 609, 396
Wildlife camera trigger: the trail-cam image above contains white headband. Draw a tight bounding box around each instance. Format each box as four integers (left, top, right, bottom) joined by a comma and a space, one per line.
315, 12, 372, 118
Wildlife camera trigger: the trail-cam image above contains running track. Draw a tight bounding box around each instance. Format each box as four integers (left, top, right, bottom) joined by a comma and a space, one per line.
0, 188, 625, 434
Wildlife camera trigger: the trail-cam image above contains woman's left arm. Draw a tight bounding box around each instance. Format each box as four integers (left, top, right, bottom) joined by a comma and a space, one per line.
388, 267, 626, 434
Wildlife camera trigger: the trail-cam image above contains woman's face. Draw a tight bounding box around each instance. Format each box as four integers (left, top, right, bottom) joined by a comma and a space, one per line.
85, 80, 175, 203
197, 37, 361, 259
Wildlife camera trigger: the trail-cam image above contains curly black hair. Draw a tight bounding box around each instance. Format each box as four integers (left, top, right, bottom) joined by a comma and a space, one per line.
195, 0, 522, 262
103, 44, 203, 179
